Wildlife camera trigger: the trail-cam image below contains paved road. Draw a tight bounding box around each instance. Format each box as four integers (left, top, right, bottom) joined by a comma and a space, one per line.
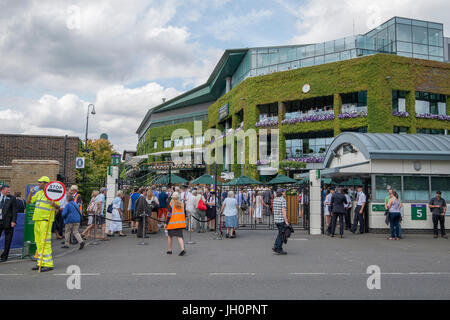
1, 228, 449, 299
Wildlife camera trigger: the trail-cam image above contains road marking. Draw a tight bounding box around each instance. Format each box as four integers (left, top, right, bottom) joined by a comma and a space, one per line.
132, 273, 177, 276
209, 273, 256, 276
290, 238, 309, 241
0, 274, 24, 276
53, 273, 101, 276
290, 272, 450, 276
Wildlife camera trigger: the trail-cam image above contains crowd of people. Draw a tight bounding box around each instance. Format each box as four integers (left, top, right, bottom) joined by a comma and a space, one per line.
0, 176, 446, 267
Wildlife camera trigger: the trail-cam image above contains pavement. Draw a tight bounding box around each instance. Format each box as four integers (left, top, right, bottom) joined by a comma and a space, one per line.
0, 226, 449, 300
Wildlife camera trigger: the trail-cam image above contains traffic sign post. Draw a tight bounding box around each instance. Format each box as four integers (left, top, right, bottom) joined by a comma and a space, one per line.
38, 181, 66, 272
76, 157, 85, 169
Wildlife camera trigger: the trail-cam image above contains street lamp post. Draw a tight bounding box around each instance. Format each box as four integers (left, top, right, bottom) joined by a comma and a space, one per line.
83, 104, 96, 210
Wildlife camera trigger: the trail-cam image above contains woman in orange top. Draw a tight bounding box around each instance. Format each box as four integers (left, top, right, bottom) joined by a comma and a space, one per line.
164, 192, 186, 256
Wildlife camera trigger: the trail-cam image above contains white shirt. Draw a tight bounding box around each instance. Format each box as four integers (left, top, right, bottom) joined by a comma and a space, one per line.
345, 194, 352, 209
357, 191, 366, 206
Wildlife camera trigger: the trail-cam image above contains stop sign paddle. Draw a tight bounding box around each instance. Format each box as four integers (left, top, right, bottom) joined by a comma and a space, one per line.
44, 181, 66, 202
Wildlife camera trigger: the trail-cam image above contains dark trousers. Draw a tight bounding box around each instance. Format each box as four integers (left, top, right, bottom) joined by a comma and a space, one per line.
352, 205, 364, 233
344, 208, 352, 229
432, 215, 446, 236
389, 212, 401, 238
331, 213, 345, 236
0, 222, 14, 260
274, 223, 284, 253
53, 211, 64, 236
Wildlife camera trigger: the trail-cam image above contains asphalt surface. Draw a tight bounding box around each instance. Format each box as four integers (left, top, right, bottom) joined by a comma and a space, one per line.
0, 227, 449, 300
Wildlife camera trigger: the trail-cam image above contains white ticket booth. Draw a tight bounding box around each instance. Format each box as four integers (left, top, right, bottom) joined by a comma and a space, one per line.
320, 133, 450, 233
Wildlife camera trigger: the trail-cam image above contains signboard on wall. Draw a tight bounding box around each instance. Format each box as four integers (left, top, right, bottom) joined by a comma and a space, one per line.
411, 204, 427, 220
218, 103, 229, 121
372, 204, 386, 212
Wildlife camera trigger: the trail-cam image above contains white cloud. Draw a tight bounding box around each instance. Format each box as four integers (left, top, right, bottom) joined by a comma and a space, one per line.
209, 9, 273, 41
280, 0, 450, 44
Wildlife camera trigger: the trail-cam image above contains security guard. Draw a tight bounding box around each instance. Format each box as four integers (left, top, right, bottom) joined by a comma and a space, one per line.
26, 176, 60, 272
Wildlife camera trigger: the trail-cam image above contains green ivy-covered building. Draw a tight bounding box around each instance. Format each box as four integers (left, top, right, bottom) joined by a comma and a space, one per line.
136, 16, 449, 182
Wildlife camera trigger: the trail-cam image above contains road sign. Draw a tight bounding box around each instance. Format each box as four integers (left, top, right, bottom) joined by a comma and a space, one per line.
44, 181, 66, 202
111, 154, 121, 165
372, 204, 386, 212
411, 204, 427, 221
76, 157, 85, 169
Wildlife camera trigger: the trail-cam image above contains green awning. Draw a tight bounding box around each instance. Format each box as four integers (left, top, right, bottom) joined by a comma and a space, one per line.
190, 174, 222, 185
152, 174, 188, 185
224, 175, 262, 186
267, 174, 299, 185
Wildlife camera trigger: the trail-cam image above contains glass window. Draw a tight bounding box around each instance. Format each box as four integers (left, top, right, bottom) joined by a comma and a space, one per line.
302, 57, 314, 67
287, 48, 297, 61
397, 24, 412, 42
397, 51, 413, 58
394, 126, 408, 134
431, 177, 450, 200
376, 176, 402, 201
412, 26, 428, 44
314, 55, 324, 65
290, 60, 300, 69
335, 38, 345, 51
325, 53, 339, 63
413, 43, 428, 55
163, 140, 171, 148
153, 141, 157, 149
315, 43, 324, 55
270, 53, 279, 65
413, 53, 428, 60
279, 48, 288, 63
417, 128, 445, 135
345, 36, 356, 49
428, 29, 443, 47
397, 41, 412, 52
429, 46, 443, 57
303, 45, 315, 57
427, 22, 443, 30
412, 20, 427, 27
340, 51, 351, 60
174, 139, 183, 147
404, 176, 429, 201
396, 18, 411, 25
324, 40, 335, 54
428, 56, 444, 62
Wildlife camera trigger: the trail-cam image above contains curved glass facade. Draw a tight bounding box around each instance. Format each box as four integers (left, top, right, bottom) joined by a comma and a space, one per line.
228, 17, 445, 94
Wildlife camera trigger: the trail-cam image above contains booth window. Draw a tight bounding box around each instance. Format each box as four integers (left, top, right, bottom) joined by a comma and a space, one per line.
415, 91, 447, 115
394, 126, 409, 134
195, 135, 204, 145
404, 176, 429, 201
431, 177, 450, 201
375, 176, 402, 200
153, 141, 157, 149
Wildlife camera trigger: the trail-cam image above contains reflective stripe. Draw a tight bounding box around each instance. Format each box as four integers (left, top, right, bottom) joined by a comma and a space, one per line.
45, 239, 51, 242
168, 221, 185, 225
44, 254, 52, 258
43, 258, 53, 262
36, 200, 50, 205
35, 206, 51, 211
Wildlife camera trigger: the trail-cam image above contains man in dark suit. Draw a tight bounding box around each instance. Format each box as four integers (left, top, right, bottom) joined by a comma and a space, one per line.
330, 187, 348, 238
0, 185, 17, 262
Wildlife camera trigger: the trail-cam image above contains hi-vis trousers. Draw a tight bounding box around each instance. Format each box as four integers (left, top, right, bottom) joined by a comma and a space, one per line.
34, 220, 54, 268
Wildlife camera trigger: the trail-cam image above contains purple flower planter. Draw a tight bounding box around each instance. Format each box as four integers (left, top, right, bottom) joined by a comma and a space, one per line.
338, 111, 368, 119
284, 156, 325, 163
392, 111, 410, 118
256, 120, 279, 127
281, 114, 334, 125
416, 113, 450, 121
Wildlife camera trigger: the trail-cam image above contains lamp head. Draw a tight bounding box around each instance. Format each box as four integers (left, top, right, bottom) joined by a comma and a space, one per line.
89, 104, 96, 115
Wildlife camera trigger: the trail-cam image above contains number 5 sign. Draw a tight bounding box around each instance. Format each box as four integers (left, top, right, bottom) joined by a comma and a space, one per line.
411, 204, 427, 221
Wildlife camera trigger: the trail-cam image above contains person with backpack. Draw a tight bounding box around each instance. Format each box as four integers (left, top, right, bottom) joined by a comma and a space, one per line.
81, 190, 99, 240
61, 193, 85, 250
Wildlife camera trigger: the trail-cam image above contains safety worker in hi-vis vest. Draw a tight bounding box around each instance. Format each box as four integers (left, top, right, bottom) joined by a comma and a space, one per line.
26, 176, 60, 272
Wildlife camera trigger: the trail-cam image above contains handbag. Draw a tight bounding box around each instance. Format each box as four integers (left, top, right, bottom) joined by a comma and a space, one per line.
197, 197, 207, 211
107, 203, 113, 213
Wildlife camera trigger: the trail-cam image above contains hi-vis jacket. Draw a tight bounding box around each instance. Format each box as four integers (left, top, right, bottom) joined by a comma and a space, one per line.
30, 190, 59, 222
166, 201, 186, 230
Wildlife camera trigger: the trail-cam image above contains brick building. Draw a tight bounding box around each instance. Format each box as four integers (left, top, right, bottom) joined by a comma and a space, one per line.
0, 134, 79, 193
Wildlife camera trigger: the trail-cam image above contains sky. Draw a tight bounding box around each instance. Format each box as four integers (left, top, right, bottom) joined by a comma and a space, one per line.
0, 0, 449, 153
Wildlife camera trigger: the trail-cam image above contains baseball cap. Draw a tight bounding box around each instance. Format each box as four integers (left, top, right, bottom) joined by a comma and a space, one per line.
70, 185, 79, 191
38, 176, 50, 183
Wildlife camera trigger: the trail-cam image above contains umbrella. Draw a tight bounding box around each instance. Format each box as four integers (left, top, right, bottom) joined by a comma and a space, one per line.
296, 178, 309, 185
223, 175, 262, 186
152, 174, 188, 185
267, 174, 299, 185
190, 174, 222, 186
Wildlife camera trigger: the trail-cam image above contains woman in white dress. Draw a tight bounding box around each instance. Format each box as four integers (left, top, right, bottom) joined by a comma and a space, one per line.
254, 191, 264, 224
324, 189, 332, 235
107, 191, 126, 237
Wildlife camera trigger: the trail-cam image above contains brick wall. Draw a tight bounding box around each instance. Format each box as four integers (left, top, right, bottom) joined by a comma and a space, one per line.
10, 160, 60, 196
0, 134, 79, 185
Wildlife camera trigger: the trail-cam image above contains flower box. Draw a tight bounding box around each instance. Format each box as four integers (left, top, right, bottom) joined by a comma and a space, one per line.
281, 113, 334, 125
416, 113, 450, 121
392, 111, 410, 118
338, 111, 368, 119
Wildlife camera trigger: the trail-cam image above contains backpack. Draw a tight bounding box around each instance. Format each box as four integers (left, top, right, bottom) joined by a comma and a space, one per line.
87, 199, 96, 213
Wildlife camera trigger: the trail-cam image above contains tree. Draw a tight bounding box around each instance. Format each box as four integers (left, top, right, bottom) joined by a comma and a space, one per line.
76, 138, 117, 208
